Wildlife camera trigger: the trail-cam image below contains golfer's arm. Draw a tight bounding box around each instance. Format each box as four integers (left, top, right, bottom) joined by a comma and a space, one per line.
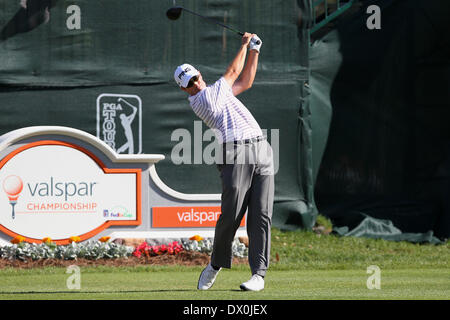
232, 50, 259, 96
127, 106, 137, 121
223, 44, 248, 88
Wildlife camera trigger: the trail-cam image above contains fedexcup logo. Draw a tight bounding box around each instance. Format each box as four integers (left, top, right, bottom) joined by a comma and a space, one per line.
96, 94, 142, 154
2, 175, 23, 219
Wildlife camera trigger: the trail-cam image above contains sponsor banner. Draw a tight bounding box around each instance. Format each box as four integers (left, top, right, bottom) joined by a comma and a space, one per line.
152, 206, 246, 228
0, 140, 141, 244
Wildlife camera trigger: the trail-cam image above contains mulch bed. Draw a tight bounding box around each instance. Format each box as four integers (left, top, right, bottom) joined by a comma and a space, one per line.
0, 251, 248, 269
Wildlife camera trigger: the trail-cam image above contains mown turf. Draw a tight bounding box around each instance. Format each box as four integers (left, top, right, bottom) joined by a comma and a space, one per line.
0, 267, 448, 300
0, 229, 448, 300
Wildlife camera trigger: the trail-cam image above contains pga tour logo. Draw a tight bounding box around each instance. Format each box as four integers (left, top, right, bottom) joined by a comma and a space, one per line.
96, 94, 142, 154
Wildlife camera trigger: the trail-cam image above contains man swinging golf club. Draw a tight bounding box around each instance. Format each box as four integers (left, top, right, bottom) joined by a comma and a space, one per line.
174, 33, 274, 291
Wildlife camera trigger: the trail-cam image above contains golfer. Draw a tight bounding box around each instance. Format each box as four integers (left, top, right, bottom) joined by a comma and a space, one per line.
174, 33, 274, 291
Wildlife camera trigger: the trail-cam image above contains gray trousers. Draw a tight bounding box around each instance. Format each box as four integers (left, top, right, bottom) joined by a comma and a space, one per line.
211, 139, 274, 277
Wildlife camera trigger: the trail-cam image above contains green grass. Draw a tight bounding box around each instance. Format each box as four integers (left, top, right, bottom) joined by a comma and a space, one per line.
0, 267, 448, 300
0, 228, 448, 300
270, 228, 450, 270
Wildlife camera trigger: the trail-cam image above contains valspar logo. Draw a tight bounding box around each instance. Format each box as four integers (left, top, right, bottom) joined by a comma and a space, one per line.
5, 176, 100, 217
2, 175, 23, 219
96, 94, 142, 154
152, 206, 246, 228
0, 140, 141, 244
178, 208, 221, 225
26, 177, 97, 201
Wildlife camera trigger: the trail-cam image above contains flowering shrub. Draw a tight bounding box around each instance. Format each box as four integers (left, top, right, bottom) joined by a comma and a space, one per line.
0, 236, 248, 262
182, 237, 248, 258
69, 236, 81, 243
10, 236, 25, 244
182, 238, 213, 255
0, 241, 134, 261
231, 239, 248, 258
189, 235, 203, 241
132, 241, 183, 258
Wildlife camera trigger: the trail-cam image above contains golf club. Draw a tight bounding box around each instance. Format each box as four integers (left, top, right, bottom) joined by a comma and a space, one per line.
166, 6, 261, 45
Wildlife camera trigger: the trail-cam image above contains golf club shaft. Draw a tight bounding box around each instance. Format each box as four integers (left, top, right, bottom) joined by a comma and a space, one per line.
182, 7, 244, 37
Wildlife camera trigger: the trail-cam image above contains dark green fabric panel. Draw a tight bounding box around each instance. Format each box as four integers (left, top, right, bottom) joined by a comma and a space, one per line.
3, 0, 447, 241
311, 0, 450, 240
0, 0, 315, 230
0, 0, 304, 86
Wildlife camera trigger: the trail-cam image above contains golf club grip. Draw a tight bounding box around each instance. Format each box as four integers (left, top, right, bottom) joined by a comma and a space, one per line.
238, 32, 261, 45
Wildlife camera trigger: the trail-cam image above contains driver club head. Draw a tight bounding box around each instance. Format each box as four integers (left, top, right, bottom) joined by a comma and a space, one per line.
166, 6, 183, 20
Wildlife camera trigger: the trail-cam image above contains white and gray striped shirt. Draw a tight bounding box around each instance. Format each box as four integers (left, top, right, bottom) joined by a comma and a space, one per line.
188, 77, 263, 143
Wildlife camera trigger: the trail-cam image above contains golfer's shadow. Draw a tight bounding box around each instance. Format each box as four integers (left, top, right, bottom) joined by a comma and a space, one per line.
0, 289, 243, 295
0, 289, 192, 295
1, 0, 59, 42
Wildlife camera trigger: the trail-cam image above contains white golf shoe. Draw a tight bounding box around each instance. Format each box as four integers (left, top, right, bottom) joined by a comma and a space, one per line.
240, 274, 265, 291
197, 263, 221, 290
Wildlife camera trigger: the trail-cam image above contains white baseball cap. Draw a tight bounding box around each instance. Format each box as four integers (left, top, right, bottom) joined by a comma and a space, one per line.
174, 63, 200, 88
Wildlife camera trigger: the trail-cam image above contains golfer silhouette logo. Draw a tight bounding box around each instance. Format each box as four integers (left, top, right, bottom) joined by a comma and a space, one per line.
3, 175, 24, 219
96, 94, 142, 155
116, 98, 138, 154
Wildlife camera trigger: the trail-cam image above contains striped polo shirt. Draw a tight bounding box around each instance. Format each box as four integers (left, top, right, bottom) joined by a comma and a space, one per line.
188, 77, 263, 144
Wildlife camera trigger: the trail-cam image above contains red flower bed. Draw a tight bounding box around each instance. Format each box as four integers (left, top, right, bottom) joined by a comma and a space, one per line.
132, 241, 183, 258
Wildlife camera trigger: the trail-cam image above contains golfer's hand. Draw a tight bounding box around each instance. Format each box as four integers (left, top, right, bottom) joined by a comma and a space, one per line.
249, 34, 262, 52
241, 32, 253, 47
